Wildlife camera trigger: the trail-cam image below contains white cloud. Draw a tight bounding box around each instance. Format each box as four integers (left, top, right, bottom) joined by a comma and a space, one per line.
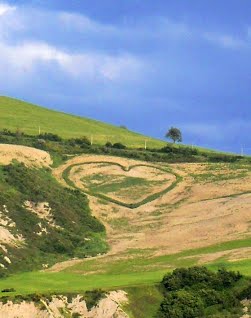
0, 2, 15, 16
0, 40, 143, 82
0, 3, 145, 83
0, 1, 248, 96
59, 12, 191, 40
59, 11, 250, 51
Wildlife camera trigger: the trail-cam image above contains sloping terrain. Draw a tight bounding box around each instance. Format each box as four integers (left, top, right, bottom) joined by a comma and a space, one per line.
0, 148, 250, 285
0, 291, 128, 318
0, 96, 165, 148
0, 147, 250, 317
0, 148, 107, 276
0, 144, 52, 167
51, 155, 251, 274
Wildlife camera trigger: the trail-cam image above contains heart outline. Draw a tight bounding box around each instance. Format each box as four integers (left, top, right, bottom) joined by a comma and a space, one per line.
63, 161, 181, 209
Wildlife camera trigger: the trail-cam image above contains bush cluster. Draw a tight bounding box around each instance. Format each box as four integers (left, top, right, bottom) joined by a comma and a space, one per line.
38, 133, 62, 142
158, 267, 249, 318
84, 289, 105, 310
105, 141, 126, 149
68, 136, 91, 147
0, 128, 248, 165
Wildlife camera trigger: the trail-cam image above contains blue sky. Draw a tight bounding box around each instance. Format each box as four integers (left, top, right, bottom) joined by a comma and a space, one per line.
0, 1, 251, 153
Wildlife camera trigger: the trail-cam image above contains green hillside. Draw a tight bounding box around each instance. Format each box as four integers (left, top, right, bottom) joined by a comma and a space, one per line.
0, 163, 107, 275
0, 96, 165, 148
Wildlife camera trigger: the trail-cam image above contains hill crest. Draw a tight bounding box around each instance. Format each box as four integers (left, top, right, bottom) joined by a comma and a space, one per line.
0, 96, 165, 148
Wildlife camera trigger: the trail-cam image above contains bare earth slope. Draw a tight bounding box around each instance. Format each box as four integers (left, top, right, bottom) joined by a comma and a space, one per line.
52, 155, 251, 271
0, 144, 52, 167
0, 291, 128, 318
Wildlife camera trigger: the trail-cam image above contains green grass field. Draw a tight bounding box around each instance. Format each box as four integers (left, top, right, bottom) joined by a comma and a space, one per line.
0, 96, 166, 148
0, 238, 250, 296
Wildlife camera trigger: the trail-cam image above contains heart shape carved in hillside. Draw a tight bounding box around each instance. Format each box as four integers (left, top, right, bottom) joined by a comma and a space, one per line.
65, 162, 178, 208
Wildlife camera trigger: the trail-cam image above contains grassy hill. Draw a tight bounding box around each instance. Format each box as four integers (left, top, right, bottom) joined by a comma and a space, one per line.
0, 96, 250, 317
0, 96, 166, 148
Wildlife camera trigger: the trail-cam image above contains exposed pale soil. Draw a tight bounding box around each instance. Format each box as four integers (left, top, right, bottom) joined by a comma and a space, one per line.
0, 149, 250, 316
52, 155, 251, 269
0, 145, 51, 264
0, 291, 128, 318
69, 162, 176, 204
46, 258, 87, 272
0, 204, 24, 259
23, 201, 60, 230
0, 144, 52, 167
0, 146, 250, 272
241, 300, 251, 318
183, 247, 251, 264
53, 154, 168, 187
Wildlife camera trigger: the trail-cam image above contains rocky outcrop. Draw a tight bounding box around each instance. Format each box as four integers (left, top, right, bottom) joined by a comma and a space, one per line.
0, 290, 129, 318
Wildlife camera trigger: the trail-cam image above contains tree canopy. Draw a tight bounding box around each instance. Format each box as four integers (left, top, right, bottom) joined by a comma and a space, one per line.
165, 127, 182, 143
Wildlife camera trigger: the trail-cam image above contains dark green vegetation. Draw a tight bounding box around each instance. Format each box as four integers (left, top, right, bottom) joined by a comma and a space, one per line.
0, 163, 107, 275
84, 289, 106, 310
0, 97, 248, 165
0, 128, 247, 166
62, 162, 181, 208
158, 267, 251, 318
165, 127, 182, 143
123, 285, 163, 318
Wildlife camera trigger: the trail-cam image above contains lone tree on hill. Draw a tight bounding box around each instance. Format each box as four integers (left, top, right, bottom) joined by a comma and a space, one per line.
165, 127, 182, 143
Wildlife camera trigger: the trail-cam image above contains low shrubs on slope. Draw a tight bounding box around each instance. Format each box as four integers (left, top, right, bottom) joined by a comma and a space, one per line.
0, 129, 246, 164
0, 163, 107, 275
158, 266, 251, 318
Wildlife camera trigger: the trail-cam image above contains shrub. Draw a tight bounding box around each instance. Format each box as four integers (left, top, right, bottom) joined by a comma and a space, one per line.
68, 136, 91, 147
159, 290, 204, 318
105, 141, 113, 148
197, 288, 223, 306
1, 288, 16, 293
159, 267, 244, 318
0, 129, 15, 136
217, 268, 242, 288
237, 284, 251, 300
84, 289, 105, 310
112, 142, 126, 149
161, 267, 216, 292
38, 132, 62, 142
